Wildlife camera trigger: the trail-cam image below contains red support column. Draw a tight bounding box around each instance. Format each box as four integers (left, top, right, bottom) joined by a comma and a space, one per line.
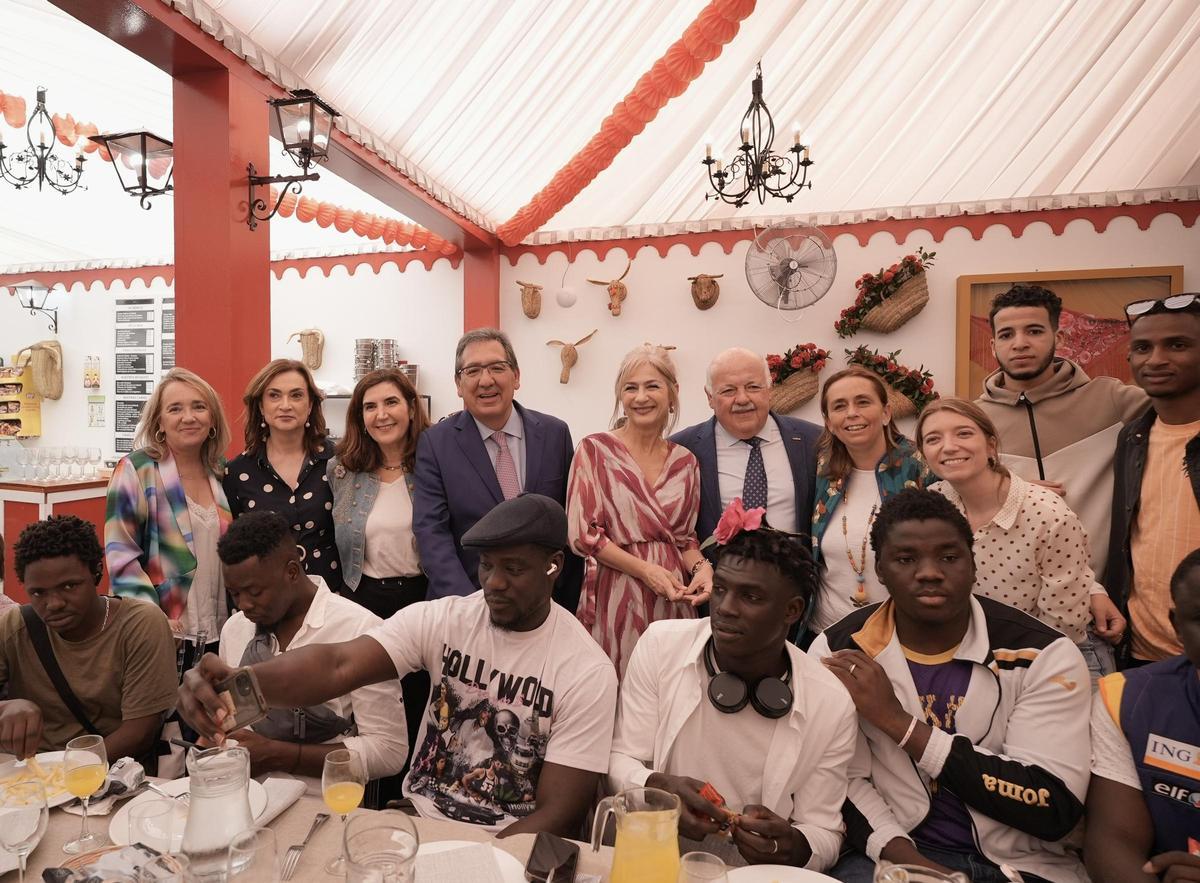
172, 70, 271, 447
463, 246, 501, 330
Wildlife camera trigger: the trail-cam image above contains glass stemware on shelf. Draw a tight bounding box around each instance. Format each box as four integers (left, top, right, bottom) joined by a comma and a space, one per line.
0, 779, 49, 883
15, 446, 32, 480
87, 447, 103, 478
62, 733, 108, 854
322, 749, 367, 876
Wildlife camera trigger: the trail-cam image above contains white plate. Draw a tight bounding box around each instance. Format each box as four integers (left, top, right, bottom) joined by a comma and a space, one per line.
728, 866, 839, 882
0, 750, 71, 807
108, 778, 269, 848
417, 839, 526, 882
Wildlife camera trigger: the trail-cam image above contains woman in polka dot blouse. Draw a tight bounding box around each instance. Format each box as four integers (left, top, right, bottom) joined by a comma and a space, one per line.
917, 398, 1107, 681
223, 359, 343, 591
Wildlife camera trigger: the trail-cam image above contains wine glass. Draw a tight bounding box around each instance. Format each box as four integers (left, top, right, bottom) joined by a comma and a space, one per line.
87, 447, 102, 478
35, 447, 50, 481
322, 749, 366, 875
15, 446, 31, 480
62, 446, 78, 479
678, 852, 729, 882
0, 779, 48, 883
63, 733, 108, 854
227, 827, 278, 880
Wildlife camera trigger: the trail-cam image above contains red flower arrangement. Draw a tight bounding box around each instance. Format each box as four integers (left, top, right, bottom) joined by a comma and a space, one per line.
844, 346, 939, 412
834, 247, 936, 338
766, 342, 830, 386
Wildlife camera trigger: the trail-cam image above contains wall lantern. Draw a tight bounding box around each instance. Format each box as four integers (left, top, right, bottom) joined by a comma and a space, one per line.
88, 131, 174, 209
0, 88, 85, 195
247, 89, 340, 230
6, 278, 60, 334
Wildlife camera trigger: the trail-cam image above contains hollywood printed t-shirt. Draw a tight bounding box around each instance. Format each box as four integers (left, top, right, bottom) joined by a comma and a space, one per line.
367, 592, 618, 831
904, 644, 975, 852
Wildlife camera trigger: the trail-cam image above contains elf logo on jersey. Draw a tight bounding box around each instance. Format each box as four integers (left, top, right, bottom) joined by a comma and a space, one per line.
1145, 735, 1200, 781
1151, 778, 1200, 808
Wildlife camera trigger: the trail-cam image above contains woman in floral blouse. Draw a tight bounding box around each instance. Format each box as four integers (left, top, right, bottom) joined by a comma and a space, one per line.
809, 366, 929, 633
224, 359, 342, 590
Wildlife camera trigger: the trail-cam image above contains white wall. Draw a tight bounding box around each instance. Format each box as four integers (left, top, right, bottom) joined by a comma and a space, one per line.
502, 213, 1200, 442
270, 258, 465, 428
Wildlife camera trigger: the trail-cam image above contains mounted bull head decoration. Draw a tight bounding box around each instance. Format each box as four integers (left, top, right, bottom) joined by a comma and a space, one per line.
546, 330, 597, 384
687, 273, 723, 310
588, 260, 632, 317
287, 328, 325, 370
515, 280, 543, 319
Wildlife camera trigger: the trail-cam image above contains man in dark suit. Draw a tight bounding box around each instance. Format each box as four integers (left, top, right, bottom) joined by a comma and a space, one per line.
413, 329, 581, 607
672, 347, 821, 546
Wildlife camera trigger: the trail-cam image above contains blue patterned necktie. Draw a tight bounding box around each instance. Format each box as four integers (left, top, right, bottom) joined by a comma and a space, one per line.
742, 437, 768, 510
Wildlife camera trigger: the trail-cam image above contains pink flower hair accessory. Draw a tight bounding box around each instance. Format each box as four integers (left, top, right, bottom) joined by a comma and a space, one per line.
702, 497, 766, 549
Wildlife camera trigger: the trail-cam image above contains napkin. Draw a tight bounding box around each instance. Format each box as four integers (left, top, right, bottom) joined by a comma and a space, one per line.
415, 844, 505, 883
256, 777, 306, 826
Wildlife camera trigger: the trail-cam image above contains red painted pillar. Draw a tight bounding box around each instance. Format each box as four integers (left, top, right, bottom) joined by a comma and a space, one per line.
172, 70, 271, 446
463, 246, 500, 330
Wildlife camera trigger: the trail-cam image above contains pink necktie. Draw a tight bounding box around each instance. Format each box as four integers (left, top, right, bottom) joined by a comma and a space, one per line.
492, 431, 521, 500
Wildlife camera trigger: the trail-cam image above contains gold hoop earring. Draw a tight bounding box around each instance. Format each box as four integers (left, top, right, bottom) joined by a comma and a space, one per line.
208, 427, 217, 439
154, 429, 166, 443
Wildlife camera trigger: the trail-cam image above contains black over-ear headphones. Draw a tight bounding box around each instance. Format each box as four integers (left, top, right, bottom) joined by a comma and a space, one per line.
703, 637, 793, 719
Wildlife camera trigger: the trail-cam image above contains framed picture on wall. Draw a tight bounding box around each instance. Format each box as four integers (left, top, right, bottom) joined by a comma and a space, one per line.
955, 265, 1185, 398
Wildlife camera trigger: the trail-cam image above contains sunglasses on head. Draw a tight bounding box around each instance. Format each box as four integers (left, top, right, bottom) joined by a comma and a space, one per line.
1125, 293, 1200, 326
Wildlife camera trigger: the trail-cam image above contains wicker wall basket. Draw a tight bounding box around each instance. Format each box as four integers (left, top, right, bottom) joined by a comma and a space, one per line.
886, 384, 918, 418
769, 370, 820, 414
859, 274, 930, 333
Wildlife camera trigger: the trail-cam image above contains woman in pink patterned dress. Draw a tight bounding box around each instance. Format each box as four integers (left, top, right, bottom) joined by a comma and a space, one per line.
569, 344, 712, 676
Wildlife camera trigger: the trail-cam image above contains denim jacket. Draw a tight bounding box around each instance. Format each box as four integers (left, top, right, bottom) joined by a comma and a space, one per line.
327, 457, 417, 592
810, 436, 929, 566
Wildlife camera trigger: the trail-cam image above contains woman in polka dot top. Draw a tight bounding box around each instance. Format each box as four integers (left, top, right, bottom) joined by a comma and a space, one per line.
917, 398, 1107, 680
223, 359, 342, 592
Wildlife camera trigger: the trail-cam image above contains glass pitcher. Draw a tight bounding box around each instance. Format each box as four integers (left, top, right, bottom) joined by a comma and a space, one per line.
181, 746, 254, 881
591, 787, 681, 883
874, 863, 971, 883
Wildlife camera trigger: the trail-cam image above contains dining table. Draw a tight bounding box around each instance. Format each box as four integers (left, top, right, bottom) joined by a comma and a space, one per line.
11, 791, 615, 881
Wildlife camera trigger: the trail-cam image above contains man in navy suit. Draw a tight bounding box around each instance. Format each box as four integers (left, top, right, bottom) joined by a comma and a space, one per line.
672, 348, 821, 546
413, 328, 582, 607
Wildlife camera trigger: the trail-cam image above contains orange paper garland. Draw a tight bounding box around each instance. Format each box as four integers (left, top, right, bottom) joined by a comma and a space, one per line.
495, 0, 756, 245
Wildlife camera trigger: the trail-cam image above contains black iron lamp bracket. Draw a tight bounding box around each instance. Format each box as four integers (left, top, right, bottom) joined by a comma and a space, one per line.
246, 162, 319, 230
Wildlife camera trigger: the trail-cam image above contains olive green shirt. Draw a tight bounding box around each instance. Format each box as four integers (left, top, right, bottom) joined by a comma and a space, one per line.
0, 597, 176, 751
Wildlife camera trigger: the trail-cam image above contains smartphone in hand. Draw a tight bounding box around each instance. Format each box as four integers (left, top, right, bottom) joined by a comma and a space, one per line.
524, 830, 579, 882
213, 667, 269, 732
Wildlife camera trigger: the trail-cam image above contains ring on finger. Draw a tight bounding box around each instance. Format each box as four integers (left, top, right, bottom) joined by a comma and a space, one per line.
769, 837, 779, 855
849, 663, 857, 675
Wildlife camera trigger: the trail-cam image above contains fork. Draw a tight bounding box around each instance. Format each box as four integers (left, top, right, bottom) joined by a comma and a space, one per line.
146, 781, 189, 804
282, 811, 330, 880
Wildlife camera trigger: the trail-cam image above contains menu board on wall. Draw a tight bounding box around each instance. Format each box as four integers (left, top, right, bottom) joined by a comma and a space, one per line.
161, 297, 176, 371
113, 296, 161, 454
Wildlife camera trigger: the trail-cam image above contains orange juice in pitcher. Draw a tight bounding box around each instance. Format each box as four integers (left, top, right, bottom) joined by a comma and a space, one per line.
591, 787, 680, 883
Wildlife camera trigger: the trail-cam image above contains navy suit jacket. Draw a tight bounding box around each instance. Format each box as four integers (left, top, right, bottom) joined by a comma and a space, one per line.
671, 413, 822, 545
413, 401, 582, 606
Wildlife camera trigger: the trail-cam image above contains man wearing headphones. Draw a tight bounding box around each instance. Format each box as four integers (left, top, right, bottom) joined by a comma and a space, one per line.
607, 502, 856, 870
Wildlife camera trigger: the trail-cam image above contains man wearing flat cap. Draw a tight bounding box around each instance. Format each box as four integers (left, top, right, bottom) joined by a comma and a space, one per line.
178, 495, 618, 838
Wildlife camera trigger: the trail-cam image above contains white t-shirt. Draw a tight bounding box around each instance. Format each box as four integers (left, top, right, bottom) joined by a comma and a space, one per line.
367, 592, 618, 831
815, 468, 884, 631
1089, 684, 1141, 790
362, 477, 421, 578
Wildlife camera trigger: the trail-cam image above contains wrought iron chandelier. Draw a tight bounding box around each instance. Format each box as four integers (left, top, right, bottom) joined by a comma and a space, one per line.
0, 88, 85, 195
702, 64, 813, 207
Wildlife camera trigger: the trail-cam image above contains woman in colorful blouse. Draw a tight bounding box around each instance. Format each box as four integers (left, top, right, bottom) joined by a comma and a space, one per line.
223, 359, 341, 591
810, 366, 928, 633
105, 367, 232, 645
917, 397, 1104, 678
328, 368, 430, 619
569, 344, 711, 677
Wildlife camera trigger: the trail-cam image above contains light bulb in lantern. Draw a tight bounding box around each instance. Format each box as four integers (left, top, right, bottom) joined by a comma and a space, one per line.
555, 288, 577, 308
296, 117, 312, 138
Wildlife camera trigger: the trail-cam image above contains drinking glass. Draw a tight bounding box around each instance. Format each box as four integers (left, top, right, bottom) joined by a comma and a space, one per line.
129, 798, 183, 853
63, 733, 108, 854
0, 780, 48, 883
15, 446, 31, 480
322, 749, 366, 875
677, 852, 729, 882
62, 446, 78, 479
35, 447, 50, 481
343, 810, 418, 883
87, 447, 102, 478
227, 826, 278, 880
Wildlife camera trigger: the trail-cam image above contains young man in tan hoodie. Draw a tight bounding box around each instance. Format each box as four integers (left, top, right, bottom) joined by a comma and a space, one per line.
976, 284, 1148, 671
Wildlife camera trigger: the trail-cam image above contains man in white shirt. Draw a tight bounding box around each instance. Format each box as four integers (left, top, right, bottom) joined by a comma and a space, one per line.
609, 511, 855, 870
672, 348, 821, 545
181, 494, 617, 839
215, 512, 407, 785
